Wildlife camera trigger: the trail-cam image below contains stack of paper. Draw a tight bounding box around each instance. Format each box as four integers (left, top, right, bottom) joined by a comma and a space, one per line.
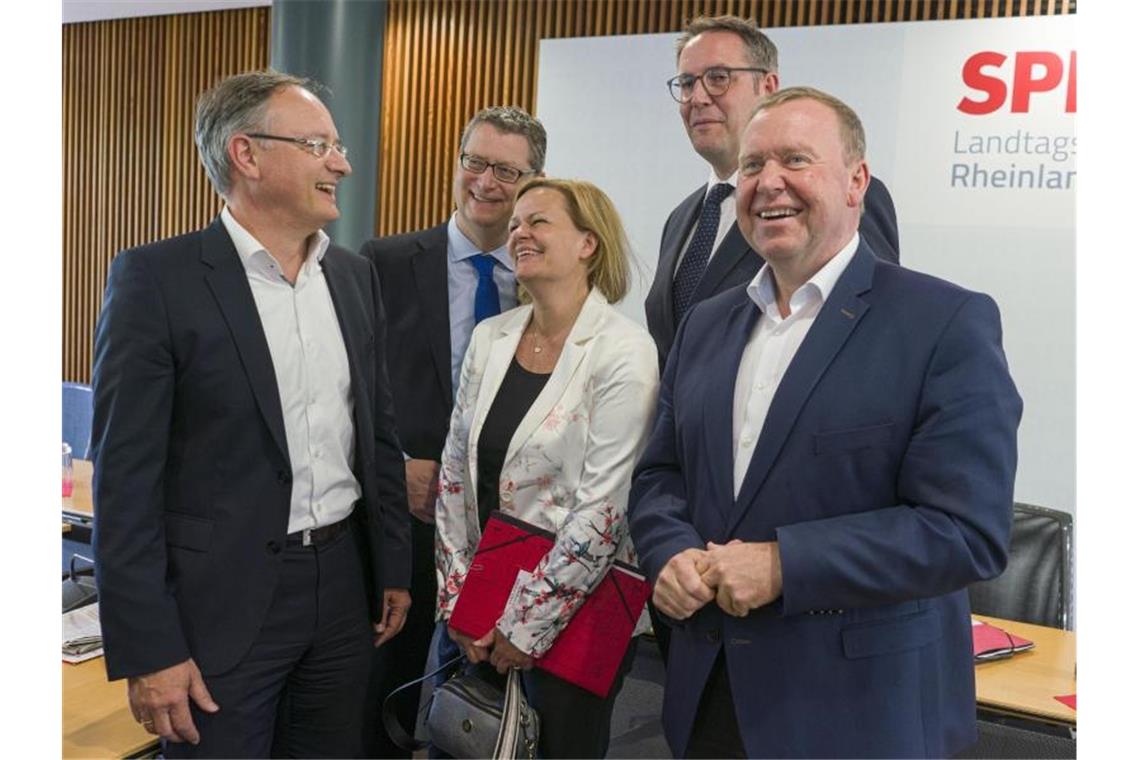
63, 602, 103, 663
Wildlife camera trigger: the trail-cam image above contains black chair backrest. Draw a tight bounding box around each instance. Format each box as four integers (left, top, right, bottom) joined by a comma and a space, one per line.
968, 502, 1073, 630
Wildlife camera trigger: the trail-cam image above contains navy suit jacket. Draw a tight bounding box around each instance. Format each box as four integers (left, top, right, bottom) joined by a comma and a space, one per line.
629, 242, 1022, 758
359, 223, 454, 461
645, 176, 900, 366
92, 218, 411, 681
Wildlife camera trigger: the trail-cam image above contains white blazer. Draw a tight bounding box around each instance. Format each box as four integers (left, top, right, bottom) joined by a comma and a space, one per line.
434, 288, 659, 656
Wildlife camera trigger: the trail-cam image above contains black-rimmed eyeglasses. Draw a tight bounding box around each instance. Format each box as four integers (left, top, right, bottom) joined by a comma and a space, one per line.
459, 153, 536, 184
667, 66, 769, 103
247, 133, 348, 159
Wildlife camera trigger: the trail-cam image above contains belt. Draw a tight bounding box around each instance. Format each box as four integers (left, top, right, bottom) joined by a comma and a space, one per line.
286, 516, 351, 548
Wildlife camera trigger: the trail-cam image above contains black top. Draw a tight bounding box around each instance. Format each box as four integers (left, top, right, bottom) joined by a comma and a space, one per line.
476, 356, 551, 528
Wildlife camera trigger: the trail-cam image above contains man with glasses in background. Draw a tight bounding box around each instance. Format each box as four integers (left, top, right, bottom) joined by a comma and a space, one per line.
358, 106, 546, 756
643, 16, 902, 660
91, 70, 411, 757
647, 14, 901, 370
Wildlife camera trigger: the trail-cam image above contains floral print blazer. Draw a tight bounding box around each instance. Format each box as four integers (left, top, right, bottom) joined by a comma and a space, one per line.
434, 288, 659, 657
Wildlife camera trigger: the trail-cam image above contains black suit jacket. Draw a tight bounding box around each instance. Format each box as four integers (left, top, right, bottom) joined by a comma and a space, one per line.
359, 223, 455, 461
645, 176, 900, 365
91, 218, 411, 681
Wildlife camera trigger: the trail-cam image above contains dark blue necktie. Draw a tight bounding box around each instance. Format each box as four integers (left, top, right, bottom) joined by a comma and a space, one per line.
672, 182, 734, 323
470, 254, 501, 324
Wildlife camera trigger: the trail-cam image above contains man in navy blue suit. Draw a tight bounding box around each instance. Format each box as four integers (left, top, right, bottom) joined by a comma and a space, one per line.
92, 70, 411, 758
628, 87, 1022, 758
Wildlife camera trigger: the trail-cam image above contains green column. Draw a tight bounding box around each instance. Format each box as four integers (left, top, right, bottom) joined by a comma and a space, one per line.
271, 0, 387, 251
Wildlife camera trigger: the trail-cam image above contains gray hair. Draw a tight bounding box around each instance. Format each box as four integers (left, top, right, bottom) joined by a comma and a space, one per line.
753, 86, 866, 164
459, 106, 547, 173
675, 15, 779, 73
194, 69, 322, 195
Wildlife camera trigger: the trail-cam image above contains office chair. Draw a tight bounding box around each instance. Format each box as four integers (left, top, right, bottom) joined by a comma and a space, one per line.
62, 381, 94, 460
968, 502, 1074, 630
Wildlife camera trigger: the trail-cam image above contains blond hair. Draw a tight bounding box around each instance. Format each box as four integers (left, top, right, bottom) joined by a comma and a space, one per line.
753, 86, 866, 164
514, 178, 631, 304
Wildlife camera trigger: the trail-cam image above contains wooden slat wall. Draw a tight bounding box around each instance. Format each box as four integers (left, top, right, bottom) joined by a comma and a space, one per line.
62, 8, 269, 383
62, 0, 1076, 382
376, 0, 1075, 236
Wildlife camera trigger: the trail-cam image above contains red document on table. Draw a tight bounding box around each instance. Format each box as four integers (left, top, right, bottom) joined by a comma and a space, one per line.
972, 618, 1035, 661
449, 511, 652, 697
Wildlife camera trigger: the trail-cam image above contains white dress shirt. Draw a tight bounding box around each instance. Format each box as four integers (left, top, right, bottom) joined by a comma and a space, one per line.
221, 207, 361, 533
673, 169, 740, 275
732, 232, 861, 497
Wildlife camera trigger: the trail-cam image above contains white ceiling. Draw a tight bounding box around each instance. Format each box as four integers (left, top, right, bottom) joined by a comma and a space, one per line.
63, 0, 270, 25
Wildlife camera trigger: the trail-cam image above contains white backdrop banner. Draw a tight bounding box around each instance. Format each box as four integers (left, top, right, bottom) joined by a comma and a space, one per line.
537, 16, 1076, 513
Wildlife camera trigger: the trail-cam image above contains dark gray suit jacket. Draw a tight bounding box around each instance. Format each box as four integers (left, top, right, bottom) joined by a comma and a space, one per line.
92, 218, 410, 680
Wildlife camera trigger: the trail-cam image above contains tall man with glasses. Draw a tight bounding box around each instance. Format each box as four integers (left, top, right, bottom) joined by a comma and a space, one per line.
646, 15, 901, 371
643, 16, 902, 660
358, 106, 546, 757
91, 70, 411, 758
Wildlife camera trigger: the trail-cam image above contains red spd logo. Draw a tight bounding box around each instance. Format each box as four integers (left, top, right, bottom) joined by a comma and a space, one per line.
958, 51, 1076, 114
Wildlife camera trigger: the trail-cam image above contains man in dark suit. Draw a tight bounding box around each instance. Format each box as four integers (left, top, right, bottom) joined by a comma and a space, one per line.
358, 106, 546, 756
92, 70, 411, 758
628, 87, 1022, 758
646, 15, 900, 369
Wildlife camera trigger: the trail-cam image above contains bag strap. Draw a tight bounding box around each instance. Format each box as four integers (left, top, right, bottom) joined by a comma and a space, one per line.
381, 653, 467, 752
492, 668, 523, 760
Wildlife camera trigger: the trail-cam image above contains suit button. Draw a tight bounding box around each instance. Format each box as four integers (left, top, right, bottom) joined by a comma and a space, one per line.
705, 630, 720, 644
278, 470, 292, 485
266, 540, 281, 555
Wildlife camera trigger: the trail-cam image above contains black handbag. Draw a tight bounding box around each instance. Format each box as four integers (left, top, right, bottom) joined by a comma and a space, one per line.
383, 654, 540, 759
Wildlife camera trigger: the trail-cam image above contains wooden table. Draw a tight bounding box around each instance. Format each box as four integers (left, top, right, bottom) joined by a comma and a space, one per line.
62, 658, 157, 758
974, 615, 1076, 726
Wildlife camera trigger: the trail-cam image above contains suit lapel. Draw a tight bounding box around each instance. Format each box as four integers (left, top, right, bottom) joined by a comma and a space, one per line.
199, 219, 290, 463
467, 305, 532, 491
693, 223, 754, 302
650, 186, 705, 335
703, 296, 761, 528
320, 250, 372, 462
501, 290, 606, 468
727, 245, 876, 534
412, 227, 453, 402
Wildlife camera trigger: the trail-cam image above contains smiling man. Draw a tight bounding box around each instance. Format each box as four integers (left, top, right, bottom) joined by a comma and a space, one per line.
645, 15, 901, 373
91, 70, 411, 758
628, 88, 1022, 758
357, 106, 545, 756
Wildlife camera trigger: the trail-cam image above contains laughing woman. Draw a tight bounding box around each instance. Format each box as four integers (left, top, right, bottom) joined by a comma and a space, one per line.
433, 178, 658, 758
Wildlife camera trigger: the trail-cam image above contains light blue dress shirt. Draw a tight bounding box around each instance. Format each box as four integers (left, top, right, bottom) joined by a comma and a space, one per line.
446, 214, 517, 394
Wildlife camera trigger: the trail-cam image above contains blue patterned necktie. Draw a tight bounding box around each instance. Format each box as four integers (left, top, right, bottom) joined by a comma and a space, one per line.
470, 254, 501, 324
672, 182, 735, 323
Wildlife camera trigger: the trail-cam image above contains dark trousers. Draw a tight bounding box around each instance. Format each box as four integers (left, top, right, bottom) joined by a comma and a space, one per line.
685, 649, 745, 759
363, 517, 438, 757
164, 527, 373, 759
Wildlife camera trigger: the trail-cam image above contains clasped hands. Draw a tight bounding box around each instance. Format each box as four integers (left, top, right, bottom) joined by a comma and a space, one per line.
653, 540, 783, 620
448, 625, 535, 674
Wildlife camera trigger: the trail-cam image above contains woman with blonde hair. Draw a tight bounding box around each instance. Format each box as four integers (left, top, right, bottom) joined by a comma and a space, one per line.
433, 178, 658, 758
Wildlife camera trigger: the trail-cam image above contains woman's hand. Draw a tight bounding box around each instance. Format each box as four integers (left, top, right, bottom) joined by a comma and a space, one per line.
475, 627, 536, 674
447, 625, 491, 664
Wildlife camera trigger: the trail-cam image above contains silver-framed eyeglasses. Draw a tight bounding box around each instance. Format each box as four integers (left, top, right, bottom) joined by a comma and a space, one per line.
459, 153, 536, 184
247, 133, 348, 159
667, 66, 769, 103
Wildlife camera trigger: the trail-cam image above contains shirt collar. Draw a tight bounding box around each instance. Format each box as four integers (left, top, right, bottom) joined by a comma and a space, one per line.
220, 206, 330, 273
747, 231, 861, 315
446, 213, 515, 272
705, 169, 738, 196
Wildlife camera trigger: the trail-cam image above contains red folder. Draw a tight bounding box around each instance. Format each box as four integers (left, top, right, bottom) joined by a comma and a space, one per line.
449, 511, 652, 697
972, 618, 1035, 661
